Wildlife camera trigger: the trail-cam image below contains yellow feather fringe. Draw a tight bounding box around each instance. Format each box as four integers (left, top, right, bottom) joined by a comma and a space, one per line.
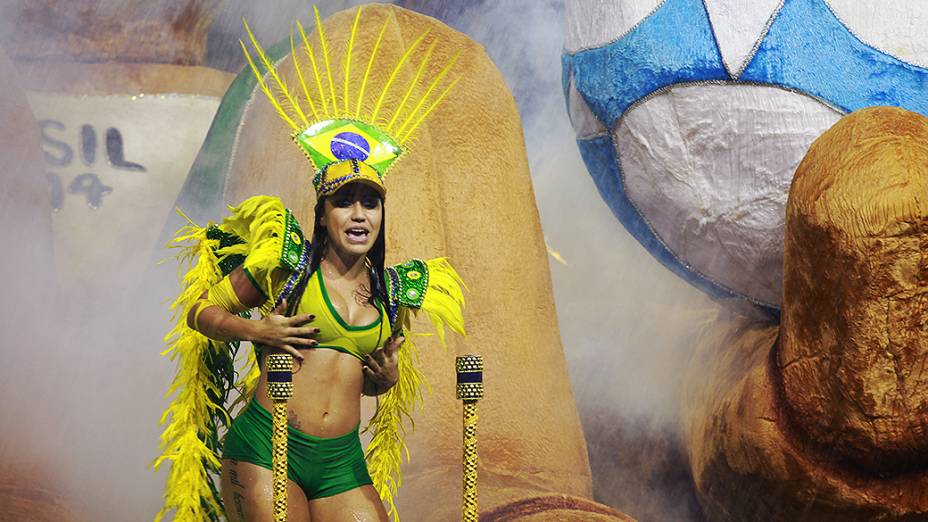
155, 196, 292, 522
213, 195, 291, 316
155, 220, 227, 522
365, 258, 466, 521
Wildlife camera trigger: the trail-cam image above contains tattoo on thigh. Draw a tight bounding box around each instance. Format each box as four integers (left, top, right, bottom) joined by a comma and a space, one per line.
232, 491, 246, 520
230, 469, 244, 489
228, 460, 244, 488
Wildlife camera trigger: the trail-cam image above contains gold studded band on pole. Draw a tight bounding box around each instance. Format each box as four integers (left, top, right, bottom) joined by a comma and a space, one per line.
266, 354, 294, 522
456, 355, 484, 522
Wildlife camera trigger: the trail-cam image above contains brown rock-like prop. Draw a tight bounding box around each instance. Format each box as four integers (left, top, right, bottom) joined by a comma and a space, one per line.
191, 5, 632, 521
0, 465, 85, 522
781, 106, 928, 473
0, 48, 52, 301
682, 106, 928, 521
481, 495, 636, 521
0, 48, 81, 522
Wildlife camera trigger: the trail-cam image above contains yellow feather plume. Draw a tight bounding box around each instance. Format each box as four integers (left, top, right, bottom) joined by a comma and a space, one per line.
297, 19, 331, 118
291, 29, 321, 121
370, 29, 431, 123
240, 39, 300, 132
387, 40, 437, 132
155, 218, 228, 522
344, 6, 363, 113
313, 5, 339, 116
155, 196, 297, 522
365, 257, 466, 521
243, 5, 460, 155
215, 196, 290, 314
395, 51, 461, 140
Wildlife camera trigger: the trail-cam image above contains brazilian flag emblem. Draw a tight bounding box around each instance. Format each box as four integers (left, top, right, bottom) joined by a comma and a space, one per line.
294, 119, 403, 176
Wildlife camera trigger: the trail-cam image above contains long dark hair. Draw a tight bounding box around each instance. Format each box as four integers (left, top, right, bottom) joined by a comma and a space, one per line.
305, 194, 388, 308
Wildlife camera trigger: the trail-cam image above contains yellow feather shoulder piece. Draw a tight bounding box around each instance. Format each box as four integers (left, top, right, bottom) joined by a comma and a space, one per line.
155, 218, 231, 522
154, 196, 307, 522
214, 195, 308, 314
367, 257, 466, 521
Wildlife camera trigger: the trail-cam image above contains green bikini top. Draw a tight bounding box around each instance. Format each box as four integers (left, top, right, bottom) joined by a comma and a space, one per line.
296, 269, 390, 360
213, 199, 454, 360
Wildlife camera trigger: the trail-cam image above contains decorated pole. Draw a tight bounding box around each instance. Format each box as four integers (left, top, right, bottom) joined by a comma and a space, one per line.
456, 355, 484, 522
265, 354, 294, 522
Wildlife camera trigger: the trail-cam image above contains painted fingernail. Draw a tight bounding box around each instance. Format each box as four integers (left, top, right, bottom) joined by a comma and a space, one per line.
314, 328, 320, 333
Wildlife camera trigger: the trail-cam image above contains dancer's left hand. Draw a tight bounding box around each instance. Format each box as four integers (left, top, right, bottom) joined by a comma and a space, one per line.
362, 335, 404, 395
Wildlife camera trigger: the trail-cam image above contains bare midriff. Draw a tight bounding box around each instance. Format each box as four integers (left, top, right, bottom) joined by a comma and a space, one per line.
254, 347, 364, 438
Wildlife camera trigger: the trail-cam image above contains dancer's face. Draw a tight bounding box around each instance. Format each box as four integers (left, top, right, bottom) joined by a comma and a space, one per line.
321, 183, 383, 258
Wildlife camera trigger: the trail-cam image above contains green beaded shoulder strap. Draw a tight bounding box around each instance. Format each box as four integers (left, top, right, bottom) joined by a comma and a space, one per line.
280, 208, 306, 271
384, 259, 428, 325
205, 225, 245, 276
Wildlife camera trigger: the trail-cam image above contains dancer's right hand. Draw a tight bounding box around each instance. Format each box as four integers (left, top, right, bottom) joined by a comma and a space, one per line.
252, 299, 318, 360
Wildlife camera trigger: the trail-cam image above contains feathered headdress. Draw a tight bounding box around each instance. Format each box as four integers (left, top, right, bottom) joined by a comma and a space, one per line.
240, 5, 461, 197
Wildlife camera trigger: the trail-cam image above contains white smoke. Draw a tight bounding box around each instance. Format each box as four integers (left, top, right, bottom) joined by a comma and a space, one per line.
0, 1, 720, 520
405, 1, 719, 520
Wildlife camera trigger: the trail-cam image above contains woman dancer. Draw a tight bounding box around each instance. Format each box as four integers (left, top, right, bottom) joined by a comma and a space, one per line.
155, 6, 464, 521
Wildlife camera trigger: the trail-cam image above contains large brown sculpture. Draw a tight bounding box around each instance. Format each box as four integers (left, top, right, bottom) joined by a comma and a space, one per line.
171, 4, 632, 520
683, 106, 928, 521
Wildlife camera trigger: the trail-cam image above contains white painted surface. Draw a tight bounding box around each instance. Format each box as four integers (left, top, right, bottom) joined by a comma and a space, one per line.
618, 84, 841, 307
703, 0, 783, 76
567, 73, 608, 138
564, 0, 665, 53
827, 0, 928, 68
28, 93, 221, 296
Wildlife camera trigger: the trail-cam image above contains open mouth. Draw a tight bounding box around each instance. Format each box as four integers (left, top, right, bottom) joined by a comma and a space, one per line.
345, 227, 370, 244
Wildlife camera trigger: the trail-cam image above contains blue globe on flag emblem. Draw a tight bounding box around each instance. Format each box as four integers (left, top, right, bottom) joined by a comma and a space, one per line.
330, 131, 371, 161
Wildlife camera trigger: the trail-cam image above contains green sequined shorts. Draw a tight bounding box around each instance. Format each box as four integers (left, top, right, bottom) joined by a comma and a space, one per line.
222, 399, 373, 499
